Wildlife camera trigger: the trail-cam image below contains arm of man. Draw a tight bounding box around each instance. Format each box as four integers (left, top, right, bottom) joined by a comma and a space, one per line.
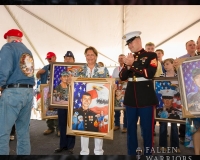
121, 52, 158, 79
119, 53, 134, 81
36, 69, 46, 79
0, 44, 14, 88
173, 57, 187, 70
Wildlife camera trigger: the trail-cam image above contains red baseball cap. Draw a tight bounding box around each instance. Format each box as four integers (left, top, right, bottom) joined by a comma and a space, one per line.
4, 29, 23, 39
46, 52, 56, 59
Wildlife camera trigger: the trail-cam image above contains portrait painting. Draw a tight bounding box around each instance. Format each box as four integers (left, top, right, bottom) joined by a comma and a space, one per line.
114, 78, 127, 111
154, 77, 185, 123
40, 84, 58, 119
177, 57, 200, 117
67, 77, 115, 140
49, 62, 84, 108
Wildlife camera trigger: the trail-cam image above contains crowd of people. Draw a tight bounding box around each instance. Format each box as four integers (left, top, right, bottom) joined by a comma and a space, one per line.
0, 28, 200, 156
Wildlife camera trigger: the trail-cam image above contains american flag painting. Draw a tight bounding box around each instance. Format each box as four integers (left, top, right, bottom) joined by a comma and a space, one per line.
155, 80, 177, 108
73, 82, 110, 115
53, 66, 66, 88
182, 60, 200, 97
154, 79, 184, 121
53, 65, 83, 89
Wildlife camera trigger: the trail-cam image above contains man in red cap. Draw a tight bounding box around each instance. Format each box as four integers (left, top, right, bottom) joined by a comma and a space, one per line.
0, 29, 34, 155
36, 52, 59, 136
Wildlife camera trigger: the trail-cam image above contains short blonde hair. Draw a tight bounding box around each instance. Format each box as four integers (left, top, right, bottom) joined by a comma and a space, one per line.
145, 42, 155, 47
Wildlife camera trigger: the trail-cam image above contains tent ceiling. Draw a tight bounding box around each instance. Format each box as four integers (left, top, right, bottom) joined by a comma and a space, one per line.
0, 5, 200, 70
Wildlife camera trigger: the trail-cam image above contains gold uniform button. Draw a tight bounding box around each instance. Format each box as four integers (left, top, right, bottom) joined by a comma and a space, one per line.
138, 52, 140, 54
140, 70, 142, 71
136, 56, 138, 58
136, 68, 138, 69
132, 66, 134, 67
147, 85, 149, 87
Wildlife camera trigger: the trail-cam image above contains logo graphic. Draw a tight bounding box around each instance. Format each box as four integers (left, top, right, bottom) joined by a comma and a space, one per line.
20, 53, 34, 77
136, 147, 142, 160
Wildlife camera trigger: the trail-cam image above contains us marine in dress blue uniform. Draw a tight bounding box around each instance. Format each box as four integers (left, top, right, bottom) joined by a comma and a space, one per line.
119, 31, 158, 155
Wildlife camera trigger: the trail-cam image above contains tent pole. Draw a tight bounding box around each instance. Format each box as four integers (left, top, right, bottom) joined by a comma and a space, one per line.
16, 5, 118, 64
156, 18, 200, 48
122, 5, 125, 55
4, 5, 45, 66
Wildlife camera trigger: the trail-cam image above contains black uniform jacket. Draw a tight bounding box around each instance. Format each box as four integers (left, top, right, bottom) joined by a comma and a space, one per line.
74, 108, 99, 132
119, 49, 158, 108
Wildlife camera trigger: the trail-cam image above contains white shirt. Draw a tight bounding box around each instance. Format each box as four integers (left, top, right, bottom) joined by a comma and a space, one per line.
112, 66, 122, 78
86, 66, 95, 78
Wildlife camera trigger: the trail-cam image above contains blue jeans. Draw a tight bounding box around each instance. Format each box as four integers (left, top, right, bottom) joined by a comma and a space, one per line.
159, 122, 179, 148
114, 110, 127, 128
0, 88, 33, 155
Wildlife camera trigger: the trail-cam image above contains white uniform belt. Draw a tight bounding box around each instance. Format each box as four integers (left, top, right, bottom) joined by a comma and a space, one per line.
128, 77, 151, 82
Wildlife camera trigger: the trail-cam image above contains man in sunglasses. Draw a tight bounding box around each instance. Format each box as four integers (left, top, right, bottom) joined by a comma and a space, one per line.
36, 52, 60, 136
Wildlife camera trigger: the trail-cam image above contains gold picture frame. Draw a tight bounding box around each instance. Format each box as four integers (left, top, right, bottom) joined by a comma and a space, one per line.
153, 77, 185, 124
114, 78, 127, 111
49, 62, 85, 109
177, 56, 200, 118
40, 84, 58, 119
67, 77, 115, 140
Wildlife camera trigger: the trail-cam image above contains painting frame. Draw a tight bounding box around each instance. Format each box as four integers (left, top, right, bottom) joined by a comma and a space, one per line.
153, 77, 185, 124
40, 84, 58, 119
177, 56, 200, 118
49, 62, 85, 109
114, 78, 127, 111
67, 77, 115, 140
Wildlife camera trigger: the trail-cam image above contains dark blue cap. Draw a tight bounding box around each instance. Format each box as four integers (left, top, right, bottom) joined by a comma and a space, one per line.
64, 51, 74, 59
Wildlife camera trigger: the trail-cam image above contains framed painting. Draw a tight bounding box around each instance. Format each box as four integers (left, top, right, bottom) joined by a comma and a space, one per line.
67, 77, 115, 140
114, 78, 127, 111
49, 62, 85, 108
153, 77, 185, 123
40, 84, 58, 119
177, 56, 200, 117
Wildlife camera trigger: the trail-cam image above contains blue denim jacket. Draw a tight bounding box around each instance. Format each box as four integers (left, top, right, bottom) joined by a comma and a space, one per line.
40, 64, 50, 84
0, 41, 35, 87
77, 63, 110, 78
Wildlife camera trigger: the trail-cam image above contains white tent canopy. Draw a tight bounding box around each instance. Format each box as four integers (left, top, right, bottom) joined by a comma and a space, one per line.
0, 5, 200, 72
